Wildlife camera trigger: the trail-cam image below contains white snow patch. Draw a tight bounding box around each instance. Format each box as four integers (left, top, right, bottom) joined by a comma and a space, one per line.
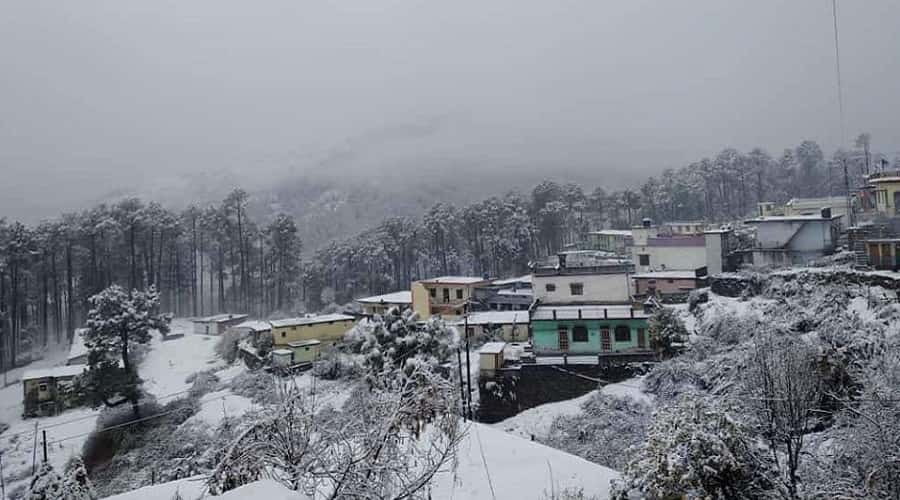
182, 390, 256, 430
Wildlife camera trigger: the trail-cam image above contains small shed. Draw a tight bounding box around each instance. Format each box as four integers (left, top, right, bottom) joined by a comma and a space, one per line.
271, 349, 294, 368
287, 340, 322, 364
22, 365, 85, 418
479, 342, 507, 372
192, 314, 249, 335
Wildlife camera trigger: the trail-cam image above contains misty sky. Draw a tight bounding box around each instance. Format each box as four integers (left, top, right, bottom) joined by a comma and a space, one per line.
2, 0, 899, 222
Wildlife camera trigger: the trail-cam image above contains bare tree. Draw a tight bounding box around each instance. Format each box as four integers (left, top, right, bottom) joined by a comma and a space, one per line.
746, 336, 825, 499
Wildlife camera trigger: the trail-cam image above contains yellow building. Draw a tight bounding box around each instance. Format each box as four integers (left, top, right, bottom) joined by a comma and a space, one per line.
356, 290, 412, 315
269, 314, 356, 347
411, 276, 491, 320
869, 174, 900, 215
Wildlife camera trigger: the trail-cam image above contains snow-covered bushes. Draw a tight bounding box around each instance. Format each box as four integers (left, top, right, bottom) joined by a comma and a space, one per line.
613, 393, 777, 500
641, 358, 705, 401
543, 393, 650, 470
646, 307, 687, 358
187, 370, 221, 399
229, 370, 283, 405
311, 348, 363, 380
27, 459, 97, 500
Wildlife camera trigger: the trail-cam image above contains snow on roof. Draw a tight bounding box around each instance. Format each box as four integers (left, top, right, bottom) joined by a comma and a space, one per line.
531, 304, 649, 321
287, 340, 321, 347
272, 349, 293, 356
457, 311, 529, 326
67, 328, 89, 362
22, 365, 85, 381
356, 290, 413, 304
480, 342, 507, 354
193, 313, 249, 324
587, 229, 633, 236
496, 288, 532, 296
632, 270, 704, 279
420, 276, 488, 285
232, 320, 272, 332
491, 274, 533, 286
745, 214, 843, 223
269, 314, 355, 328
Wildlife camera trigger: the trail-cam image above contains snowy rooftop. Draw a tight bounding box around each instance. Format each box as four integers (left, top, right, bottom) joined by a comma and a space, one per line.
287, 340, 321, 347
480, 342, 507, 354
193, 313, 249, 323
232, 320, 272, 332
531, 304, 649, 321
632, 270, 704, 279
269, 314, 355, 328
67, 327, 89, 362
457, 311, 529, 326
419, 276, 489, 285
22, 365, 85, 381
587, 229, 633, 236
491, 274, 533, 286
745, 214, 843, 223
497, 288, 532, 296
356, 290, 412, 304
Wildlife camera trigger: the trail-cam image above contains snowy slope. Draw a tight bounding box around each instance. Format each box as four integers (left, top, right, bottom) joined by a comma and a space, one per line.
105, 477, 306, 500
140, 319, 225, 397
433, 422, 619, 499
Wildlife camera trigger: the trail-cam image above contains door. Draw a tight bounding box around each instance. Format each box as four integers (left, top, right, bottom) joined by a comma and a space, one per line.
600, 328, 611, 351
557, 326, 569, 352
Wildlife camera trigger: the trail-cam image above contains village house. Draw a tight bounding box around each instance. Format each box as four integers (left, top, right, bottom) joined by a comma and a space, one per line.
632, 268, 708, 302
630, 220, 732, 275
191, 313, 249, 335
758, 196, 853, 219
741, 209, 843, 267
456, 310, 530, 342
23, 365, 85, 417
478, 342, 507, 372
530, 305, 650, 356
356, 290, 412, 315
532, 252, 634, 305
271, 339, 321, 368
269, 314, 356, 347
866, 172, 900, 216
411, 276, 491, 320
585, 229, 633, 255
864, 238, 900, 270
472, 275, 533, 312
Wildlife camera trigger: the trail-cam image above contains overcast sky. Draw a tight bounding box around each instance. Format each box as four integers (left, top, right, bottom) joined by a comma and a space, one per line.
2, 0, 899, 221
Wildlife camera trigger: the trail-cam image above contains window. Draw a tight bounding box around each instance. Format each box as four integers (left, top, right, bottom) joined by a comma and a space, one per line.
572, 325, 589, 342
442, 288, 450, 303
281, 332, 286, 338
639, 254, 650, 266
38, 383, 48, 392
570, 283, 584, 296
429, 288, 436, 298
614, 325, 631, 342
667, 279, 674, 284
456, 289, 463, 300
545, 283, 556, 292
466, 327, 475, 337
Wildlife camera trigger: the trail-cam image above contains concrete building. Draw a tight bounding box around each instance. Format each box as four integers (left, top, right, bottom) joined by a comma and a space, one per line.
530, 305, 650, 356
868, 172, 900, 216
192, 314, 249, 335
356, 290, 412, 315
630, 221, 731, 275
742, 210, 843, 267
411, 276, 491, 320
271, 340, 321, 368
472, 275, 533, 311
269, 314, 356, 347
661, 221, 708, 235
632, 269, 708, 302
479, 342, 507, 372
531, 252, 634, 305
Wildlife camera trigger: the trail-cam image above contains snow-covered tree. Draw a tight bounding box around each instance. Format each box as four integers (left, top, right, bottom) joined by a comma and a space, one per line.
647, 307, 687, 359
613, 393, 776, 500
63, 457, 97, 500
28, 462, 66, 500
83, 285, 170, 415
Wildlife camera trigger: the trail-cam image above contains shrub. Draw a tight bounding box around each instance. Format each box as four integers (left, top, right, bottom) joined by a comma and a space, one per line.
312, 349, 363, 380
215, 329, 242, 364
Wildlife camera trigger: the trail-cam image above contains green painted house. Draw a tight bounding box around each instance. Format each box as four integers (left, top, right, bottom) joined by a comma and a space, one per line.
531, 305, 650, 355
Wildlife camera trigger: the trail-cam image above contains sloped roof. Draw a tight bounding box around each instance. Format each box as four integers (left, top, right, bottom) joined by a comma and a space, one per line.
356, 290, 412, 304
269, 314, 355, 328
419, 276, 489, 285
193, 313, 249, 324
233, 320, 272, 332
22, 365, 85, 380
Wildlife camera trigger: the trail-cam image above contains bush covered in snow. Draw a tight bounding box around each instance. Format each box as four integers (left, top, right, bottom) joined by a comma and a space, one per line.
543, 393, 650, 470
311, 347, 364, 380
647, 307, 687, 358
214, 329, 242, 364
229, 370, 285, 405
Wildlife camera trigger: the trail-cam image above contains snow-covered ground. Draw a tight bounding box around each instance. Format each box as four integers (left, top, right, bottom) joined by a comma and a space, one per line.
105, 422, 619, 500
492, 376, 653, 441
140, 318, 225, 399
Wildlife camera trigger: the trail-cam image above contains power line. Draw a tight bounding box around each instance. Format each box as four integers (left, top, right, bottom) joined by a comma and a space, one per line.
832, 0, 846, 147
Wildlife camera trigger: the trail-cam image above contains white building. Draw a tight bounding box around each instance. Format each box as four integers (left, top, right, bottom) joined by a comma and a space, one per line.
356, 290, 413, 315
742, 211, 843, 267
630, 223, 731, 275
531, 252, 633, 305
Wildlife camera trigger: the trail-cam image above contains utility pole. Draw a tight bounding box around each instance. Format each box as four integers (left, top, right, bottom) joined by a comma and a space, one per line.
456, 347, 466, 420
41, 430, 47, 463
30, 422, 38, 475
464, 305, 473, 421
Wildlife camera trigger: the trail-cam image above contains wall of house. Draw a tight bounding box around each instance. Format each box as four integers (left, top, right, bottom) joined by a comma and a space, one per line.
634, 278, 699, 296
631, 244, 707, 273
754, 220, 835, 252
872, 181, 900, 214
705, 232, 725, 274
271, 320, 356, 347
467, 323, 529, 342
532, 273, 631, 304
361, 302, 408, 315
531, 318, 648, 354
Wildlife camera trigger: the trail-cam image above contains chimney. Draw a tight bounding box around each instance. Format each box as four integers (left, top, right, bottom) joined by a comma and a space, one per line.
821, 207, 832, 219
642, 218, 652, 228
